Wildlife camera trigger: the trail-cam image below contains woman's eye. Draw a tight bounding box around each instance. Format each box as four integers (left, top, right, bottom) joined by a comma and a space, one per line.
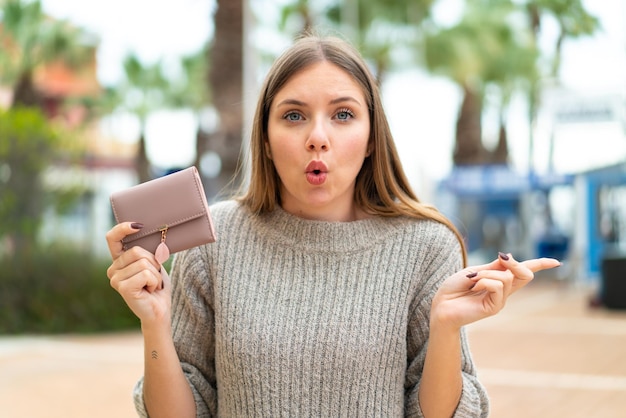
283, 111, 302, 121
336, 108, 354, 121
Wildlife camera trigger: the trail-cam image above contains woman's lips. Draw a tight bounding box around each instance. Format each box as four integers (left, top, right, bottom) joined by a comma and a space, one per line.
305, 161, 328, 185
306, 171, 327, 185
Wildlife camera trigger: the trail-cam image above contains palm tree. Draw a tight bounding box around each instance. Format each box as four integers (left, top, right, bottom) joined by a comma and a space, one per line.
526, 0, 599, 78
167, 45, 212, 176
98, 46, 213, 185
423, 0, 538, 166
326, 0, 434, 85
279, 0, 436, 85
279, 0, 316, 35
0, 0, 95, 255
203, 0, 244, 200
0, 0, 93, 108
422, 3, 491, 165
113, 54, 169, 183
481, 5, 539, 165
520, 0, 599, 233
522, 0, 599, 173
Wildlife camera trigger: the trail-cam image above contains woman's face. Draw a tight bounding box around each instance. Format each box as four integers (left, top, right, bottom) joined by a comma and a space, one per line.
266, 61, 371, 222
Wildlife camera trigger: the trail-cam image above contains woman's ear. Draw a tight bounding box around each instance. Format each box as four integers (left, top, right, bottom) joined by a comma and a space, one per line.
264, 141, 272, 160
365, 141, 373, 157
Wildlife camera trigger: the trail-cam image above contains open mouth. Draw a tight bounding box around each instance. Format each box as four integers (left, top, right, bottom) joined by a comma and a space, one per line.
305, 161, 328, 185
305, 160, 328, 173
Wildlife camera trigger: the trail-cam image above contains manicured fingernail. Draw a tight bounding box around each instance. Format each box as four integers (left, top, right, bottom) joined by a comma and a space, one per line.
131, 222, 144, 230
466, 272, 478, 278
499, 252, 509, 261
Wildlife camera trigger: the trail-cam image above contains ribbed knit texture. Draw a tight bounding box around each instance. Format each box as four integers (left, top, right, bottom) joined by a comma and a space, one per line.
133, 200, 489, 417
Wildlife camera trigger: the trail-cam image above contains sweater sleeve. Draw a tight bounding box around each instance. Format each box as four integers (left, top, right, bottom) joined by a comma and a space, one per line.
132, 245, 218, 418
404, 224, 490, 418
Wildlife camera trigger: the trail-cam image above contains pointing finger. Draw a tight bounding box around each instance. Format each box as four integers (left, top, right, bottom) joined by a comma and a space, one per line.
521, 257, 562, 273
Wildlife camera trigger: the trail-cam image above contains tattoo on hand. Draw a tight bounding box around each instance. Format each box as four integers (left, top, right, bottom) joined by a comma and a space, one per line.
151, 350, 158, 360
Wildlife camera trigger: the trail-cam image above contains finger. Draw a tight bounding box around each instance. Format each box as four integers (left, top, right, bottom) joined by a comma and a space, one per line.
471, 278, 505, 312
521, 257, 562, 273
469, 269, 515, 296
108, 249, 162, 294
116, 267, 162, 295
464, 255, 521, 282
108, 255, 160, 286
465, 258, 506, 276
465, 255, 560, 294
498, 252, 534, 281
105, 222, 144, 259
116, 246, 161, 273
496, 253, 542, 296
161, 267, 171, 290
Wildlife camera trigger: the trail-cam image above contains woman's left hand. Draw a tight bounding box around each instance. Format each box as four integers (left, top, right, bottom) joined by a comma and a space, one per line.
431, 253, 561, 330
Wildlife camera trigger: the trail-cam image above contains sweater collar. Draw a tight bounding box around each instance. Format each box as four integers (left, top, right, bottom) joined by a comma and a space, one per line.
256, 205, 406, 253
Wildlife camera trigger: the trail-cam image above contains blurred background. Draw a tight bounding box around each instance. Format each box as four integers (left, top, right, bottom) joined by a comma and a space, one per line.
1, 0, 625, 417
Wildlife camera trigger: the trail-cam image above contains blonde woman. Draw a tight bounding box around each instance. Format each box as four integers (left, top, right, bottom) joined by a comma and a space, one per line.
107, 35, 560, 418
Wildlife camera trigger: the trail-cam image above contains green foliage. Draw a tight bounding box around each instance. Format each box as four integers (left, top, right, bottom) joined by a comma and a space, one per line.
0, 246, 140, 334
103, 50, 211, 119
0, 108, 59, 247
0, 107, 87, 254
424, 1, 532, 88
0, 0, 94, 98
170, 46, 211, 111
116, 54, 169, 121
0, 107, 59, 165
277, 0, 436, 82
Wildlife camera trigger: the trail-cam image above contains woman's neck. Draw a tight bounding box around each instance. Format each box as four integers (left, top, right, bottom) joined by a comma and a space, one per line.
279, 201, 371, 222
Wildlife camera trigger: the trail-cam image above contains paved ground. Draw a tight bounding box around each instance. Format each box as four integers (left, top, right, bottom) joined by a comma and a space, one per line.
1, 277, 625, 417
0, 332, 143, 418
467, 277, 626, 418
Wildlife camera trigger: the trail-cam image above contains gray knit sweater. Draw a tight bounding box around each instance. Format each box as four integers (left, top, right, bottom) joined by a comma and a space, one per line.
133, 200, 489, 417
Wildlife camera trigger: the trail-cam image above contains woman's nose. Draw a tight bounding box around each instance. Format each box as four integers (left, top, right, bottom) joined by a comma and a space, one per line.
305, 119, 329, 151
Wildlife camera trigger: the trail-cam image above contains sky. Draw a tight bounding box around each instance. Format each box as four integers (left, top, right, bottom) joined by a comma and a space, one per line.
40, 0, 626, 188
42, 0, 215, 86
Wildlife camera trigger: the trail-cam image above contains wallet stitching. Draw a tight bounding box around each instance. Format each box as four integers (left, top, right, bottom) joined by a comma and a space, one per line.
123, 211, 206, 241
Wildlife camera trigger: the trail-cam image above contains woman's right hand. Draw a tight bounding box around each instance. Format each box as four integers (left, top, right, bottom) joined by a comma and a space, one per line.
105, 222, 172, 325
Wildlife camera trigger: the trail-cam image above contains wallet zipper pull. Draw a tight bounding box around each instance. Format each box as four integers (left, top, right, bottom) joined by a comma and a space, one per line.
159, 225, 168, 243
155, 225, 170, 265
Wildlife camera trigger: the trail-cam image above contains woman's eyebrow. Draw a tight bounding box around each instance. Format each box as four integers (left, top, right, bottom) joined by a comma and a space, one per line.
275, 98, 306, 108
329, 96, 362, 106
275, 96, 362, 108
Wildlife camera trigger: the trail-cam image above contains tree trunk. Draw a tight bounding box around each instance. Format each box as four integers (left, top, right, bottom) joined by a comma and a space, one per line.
135, 129, 151, 184
491, 118, 509, 164
526, 3, 541, 175
551, 28, 565, 78
203, 0, 244, 200
12, 73, 41, 108
453, 85, 488, 166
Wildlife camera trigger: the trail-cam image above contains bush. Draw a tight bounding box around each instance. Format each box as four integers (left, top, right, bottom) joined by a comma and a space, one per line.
0, 108, 89, 261
0, 245, 140, 334
0, 108, 66, 254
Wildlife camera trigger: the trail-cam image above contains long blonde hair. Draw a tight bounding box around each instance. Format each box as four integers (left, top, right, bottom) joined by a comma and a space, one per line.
236, 35, 467, 265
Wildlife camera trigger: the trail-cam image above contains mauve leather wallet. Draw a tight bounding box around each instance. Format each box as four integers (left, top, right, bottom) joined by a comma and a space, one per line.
109, 166, 217, 254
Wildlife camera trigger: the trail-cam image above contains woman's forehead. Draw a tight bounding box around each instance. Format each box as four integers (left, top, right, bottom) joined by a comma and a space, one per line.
273, 62, 366, 102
